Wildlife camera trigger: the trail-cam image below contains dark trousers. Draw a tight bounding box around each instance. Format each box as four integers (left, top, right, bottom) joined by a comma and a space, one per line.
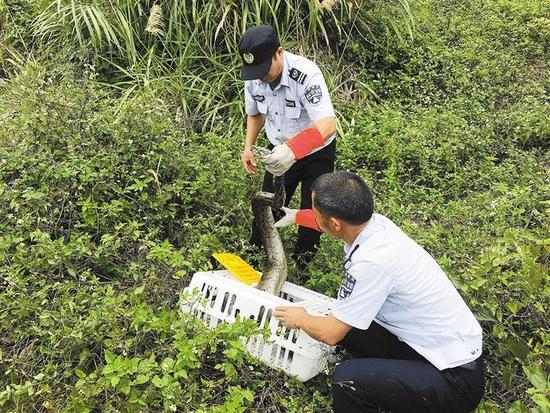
251, 139, 336, 272
333, 322, 485, 413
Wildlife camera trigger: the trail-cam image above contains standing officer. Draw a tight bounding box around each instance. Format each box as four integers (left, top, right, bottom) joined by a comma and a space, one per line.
238, 24, 337, 275
273, 171, 485, 413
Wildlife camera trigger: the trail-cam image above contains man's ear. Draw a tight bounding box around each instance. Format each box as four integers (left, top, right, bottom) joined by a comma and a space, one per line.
330, 217, 341, 231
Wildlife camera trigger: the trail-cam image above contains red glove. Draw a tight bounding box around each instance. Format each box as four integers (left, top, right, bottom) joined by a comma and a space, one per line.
286, 127, 325, 160
296, 209, 320, 232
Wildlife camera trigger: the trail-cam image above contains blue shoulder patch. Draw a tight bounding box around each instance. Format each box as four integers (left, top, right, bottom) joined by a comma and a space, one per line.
305, 84, 322, 105
338, 272, 357, 299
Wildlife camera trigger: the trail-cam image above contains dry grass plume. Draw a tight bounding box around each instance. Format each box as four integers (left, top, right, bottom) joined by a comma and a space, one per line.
145, 4, 164, 36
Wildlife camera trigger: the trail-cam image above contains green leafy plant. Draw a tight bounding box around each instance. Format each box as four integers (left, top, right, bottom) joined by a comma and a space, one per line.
1, 0, 548, 411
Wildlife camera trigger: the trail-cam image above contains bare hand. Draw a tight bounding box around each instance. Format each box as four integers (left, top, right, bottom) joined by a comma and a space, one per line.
273, 306, 307, 329
241, 148, 257, 174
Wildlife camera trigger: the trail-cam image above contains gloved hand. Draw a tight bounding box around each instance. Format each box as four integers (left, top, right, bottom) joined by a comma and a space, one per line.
273, 207, 298, 228
259, 127, 325, 176
259, 144, 296, 177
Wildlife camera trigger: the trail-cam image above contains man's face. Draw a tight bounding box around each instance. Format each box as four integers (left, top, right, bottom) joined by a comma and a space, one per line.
260, 48, 284, 83
312, 193, 341, 239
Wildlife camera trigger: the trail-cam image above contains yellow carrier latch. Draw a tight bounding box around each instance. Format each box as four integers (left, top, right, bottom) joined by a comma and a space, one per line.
212, 252, 261, 285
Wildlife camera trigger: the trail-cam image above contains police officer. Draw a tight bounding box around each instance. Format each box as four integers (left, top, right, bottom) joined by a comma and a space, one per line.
273, 171, 485, 413
238, 24, 337, 274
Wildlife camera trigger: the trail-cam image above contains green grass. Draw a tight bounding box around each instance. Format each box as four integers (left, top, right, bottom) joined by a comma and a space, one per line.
0, 0, 548, 411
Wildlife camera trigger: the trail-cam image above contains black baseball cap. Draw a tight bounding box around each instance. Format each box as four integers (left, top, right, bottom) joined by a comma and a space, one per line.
239, 25, 280, 80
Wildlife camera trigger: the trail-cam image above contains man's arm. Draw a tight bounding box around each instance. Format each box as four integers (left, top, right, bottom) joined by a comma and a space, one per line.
273, 306, 351, 345
242, 114, 265, 174
276, 116, 335, 163
257, 72, 337, 176
280, 70, 337, 158
312, 116, 337, 142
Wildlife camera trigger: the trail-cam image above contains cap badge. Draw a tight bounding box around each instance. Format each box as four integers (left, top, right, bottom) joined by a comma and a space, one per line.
243, 53, 254, 64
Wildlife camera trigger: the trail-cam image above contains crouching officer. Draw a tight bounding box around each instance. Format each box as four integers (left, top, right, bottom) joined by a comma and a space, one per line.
273, 171, 485, 413
238, 24, 337, 275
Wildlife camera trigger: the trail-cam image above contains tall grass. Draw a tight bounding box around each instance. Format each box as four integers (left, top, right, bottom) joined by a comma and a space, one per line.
32, 0, 414, 132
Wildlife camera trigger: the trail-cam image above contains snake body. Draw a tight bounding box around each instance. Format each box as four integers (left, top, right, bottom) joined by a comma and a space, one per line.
250, 146, 288, 295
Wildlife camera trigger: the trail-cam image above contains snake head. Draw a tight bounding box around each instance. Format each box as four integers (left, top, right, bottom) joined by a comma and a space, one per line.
251, 145, 273, 158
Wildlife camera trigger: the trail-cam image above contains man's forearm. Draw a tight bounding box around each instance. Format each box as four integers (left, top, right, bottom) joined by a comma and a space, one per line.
298, 313, 334, 343
281, 116, 336, 162
253, 115, 336, 176
274, 307, 351, 345
245, 114, 265, 149
312, 116, 337, 141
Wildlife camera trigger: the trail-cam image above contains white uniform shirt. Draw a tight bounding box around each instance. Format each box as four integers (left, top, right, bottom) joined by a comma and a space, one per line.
244, 51, 336, 153
332, 214, 483, 370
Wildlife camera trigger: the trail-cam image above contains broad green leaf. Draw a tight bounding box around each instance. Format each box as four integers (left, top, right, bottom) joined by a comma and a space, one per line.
151, 375, 164, 388
507, 400, 529, 413
110, 376, 120, 387
507, 337, 530, 361
532, 394, 550, 409
119, 382, 131, 395
135, 374, 149, 385
503, 364, 513, 389
104, 350, 115, 364
523, 364, 548, 390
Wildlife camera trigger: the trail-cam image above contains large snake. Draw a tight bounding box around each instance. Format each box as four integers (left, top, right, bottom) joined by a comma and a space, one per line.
250, 146, 288, 296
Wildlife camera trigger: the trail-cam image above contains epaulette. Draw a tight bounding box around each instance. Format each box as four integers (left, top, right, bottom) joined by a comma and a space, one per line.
289, 67, 307, 85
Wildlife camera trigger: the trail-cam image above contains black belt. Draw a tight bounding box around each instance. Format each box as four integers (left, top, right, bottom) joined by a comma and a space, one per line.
459, 360, 477, 370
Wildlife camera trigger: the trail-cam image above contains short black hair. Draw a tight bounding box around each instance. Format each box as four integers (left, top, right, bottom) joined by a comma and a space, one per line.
311, 171, 374, 225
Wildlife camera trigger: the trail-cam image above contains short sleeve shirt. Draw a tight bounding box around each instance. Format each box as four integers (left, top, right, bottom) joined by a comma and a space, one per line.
332, 214, 483, 370
244, 51, 336, 152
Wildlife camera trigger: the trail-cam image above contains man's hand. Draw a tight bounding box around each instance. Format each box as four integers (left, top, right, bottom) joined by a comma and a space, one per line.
275, 307, 352, 344
259, 144, 296, 176
274, 207, 298, 228
274, 306, 308, 329
241, 148, 257, 174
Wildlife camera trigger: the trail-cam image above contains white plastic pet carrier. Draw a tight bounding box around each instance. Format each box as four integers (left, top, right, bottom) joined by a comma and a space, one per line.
181, 270, 336, 381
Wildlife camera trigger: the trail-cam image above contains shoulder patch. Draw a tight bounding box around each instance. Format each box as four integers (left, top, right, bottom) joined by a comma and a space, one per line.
289, 68, 307, 85
253, 94, 265, 102
338, 272, 357, 299
304, 84, 322, 105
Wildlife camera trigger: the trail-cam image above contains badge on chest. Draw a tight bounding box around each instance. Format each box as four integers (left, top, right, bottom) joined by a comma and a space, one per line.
285, 98, 296, 107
